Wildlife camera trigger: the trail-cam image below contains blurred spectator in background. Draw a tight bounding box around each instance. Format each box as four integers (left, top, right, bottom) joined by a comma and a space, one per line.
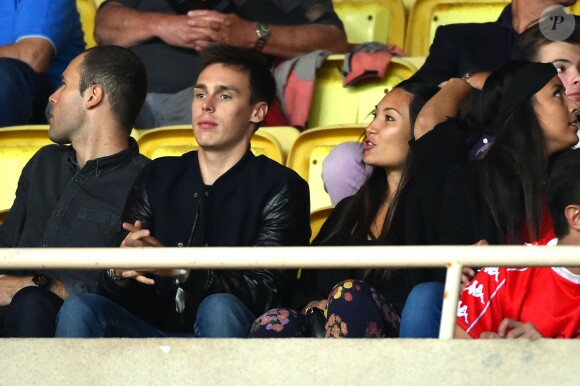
0, 0, 85, 127
94, 0, 349, 129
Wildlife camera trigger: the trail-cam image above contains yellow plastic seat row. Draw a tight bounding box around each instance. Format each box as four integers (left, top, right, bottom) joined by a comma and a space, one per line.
308, 54, 417, 128
137, 125, 287, 164
287, 124, 365, 212
76, 0, 98, 49
0, 125, 291, 212
0, 124, 352, 235
0, 126, 53, 212
310, 205, 335, 242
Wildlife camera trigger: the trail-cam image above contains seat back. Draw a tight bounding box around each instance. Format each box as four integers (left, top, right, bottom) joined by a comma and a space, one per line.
257, 126, 301, 161
76, 0, 98, 48
308, 55, 417, 128
405, 0, 509, 56
287, 125, 365, 211
137, 126, 285, 164
310, 205, 334, 243
0, 126, 52, 212
333, 0, 406, 47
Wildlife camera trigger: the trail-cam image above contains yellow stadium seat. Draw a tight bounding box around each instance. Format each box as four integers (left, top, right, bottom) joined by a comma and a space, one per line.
76, 0, 98, 48
137, 125, 285, 164
333, 0, 406, 47
310, 205, 334, 243
0, 126, 52, 212
571, 3, 580, 15
405, 0, 510, 57
130, 129, 140, 141
286, 125, 365, 212
308, 54, 417, 128
258, 126, 300, 160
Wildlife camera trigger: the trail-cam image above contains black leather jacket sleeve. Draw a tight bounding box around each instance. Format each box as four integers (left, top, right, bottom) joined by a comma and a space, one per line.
100, 174, 310, 330
182, 177, 311, 315
121, 169, 155, 234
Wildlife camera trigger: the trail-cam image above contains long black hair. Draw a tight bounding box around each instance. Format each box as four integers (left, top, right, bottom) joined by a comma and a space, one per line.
319, 81, 439, 284
477, 60, 558, 243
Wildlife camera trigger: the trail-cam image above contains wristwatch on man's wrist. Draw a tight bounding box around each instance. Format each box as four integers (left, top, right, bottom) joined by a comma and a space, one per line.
32, 274, 52, 289
254, 23, 271, 51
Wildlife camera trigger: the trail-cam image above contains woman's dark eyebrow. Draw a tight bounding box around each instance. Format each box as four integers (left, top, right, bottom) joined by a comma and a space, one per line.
382, 107, 401, 115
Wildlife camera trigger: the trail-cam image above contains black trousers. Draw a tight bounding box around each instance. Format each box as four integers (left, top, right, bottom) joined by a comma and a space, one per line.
0, 286, 63, 337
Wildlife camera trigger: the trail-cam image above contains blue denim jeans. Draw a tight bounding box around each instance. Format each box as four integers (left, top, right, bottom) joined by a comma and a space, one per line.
0, 58, 53, 127
55, 292, 255, 338
399, 282, 444, 338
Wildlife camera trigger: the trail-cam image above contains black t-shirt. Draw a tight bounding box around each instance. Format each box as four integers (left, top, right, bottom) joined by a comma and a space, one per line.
107, 0, 344, 93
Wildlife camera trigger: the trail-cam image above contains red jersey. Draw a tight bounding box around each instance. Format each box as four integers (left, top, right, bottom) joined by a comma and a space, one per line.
457, 242, 580, 338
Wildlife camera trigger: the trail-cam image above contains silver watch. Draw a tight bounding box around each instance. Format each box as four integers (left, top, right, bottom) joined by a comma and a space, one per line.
254, 23, 271, 51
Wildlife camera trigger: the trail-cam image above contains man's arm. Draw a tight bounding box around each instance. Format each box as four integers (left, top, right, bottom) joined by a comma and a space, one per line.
0, 38, 54, 73
413, 78, 471, 140
94, 2, 201, 48
186, 10, 349, 57
0, 275, 68, 306
95, 3, 349, 56
254, 178, 311, 246
1, 0, 82, 73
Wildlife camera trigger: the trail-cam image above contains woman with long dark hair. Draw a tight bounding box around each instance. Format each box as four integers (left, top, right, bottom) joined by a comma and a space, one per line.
401, 60, 579, 339
249, 78, 472, 338
442, 60, 579, 246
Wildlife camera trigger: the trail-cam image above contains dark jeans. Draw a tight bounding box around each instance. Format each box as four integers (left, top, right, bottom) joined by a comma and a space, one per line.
55, 292, 255, 338
1, 286, 64, 337
399, 282, 444, 338
0, 58, 53, 127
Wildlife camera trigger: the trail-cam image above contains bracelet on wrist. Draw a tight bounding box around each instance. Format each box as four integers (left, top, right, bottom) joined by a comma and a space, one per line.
461, 71, 473, 86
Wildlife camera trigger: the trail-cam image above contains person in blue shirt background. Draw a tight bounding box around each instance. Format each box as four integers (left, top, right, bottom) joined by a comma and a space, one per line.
0, 0, 85, 127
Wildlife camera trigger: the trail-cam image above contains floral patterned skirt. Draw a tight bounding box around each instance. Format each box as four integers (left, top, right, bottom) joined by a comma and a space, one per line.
249, 279, 401, 338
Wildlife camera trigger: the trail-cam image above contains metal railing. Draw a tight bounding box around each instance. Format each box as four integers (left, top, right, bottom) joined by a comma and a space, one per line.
2, 245, 578, 339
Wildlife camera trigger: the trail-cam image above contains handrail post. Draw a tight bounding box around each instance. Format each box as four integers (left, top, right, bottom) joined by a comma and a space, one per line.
438, 262, 462, 339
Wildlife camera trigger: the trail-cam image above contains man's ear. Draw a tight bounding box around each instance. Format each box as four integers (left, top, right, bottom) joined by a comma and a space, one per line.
249, 102, 269, 124
83, 84, 104, 109
564, 204, 580, 232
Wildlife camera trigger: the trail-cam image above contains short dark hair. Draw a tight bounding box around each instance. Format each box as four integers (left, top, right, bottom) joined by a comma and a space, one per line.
516, 21, 580, 61
198, 43, 276, 107
548, 150, 580, 238
79, 45, 147, 132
